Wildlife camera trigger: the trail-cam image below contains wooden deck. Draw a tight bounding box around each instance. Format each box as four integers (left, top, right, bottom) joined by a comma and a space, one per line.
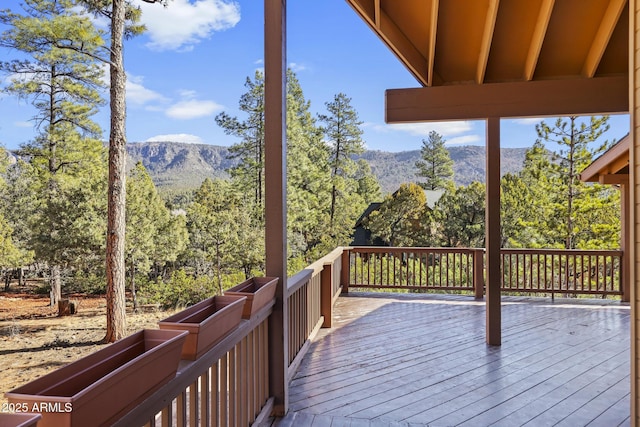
265, 293, 630, 427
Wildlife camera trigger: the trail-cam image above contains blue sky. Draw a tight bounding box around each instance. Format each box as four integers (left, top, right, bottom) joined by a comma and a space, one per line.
0, 0, 630, 152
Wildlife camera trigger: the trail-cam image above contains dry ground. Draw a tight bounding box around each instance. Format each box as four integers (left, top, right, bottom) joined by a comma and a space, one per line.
0, 286, 175, 407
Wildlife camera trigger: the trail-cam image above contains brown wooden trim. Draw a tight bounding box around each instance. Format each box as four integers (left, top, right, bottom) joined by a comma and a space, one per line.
112, 303, 273, 427
485, 117, 501, 346
524, 0, 555, 81
264, 0, 288, 416
477, 0, 500, 84
600, 173, 629, 184
582, 0, 627, 78
287, 317, 324, 382
385, 76, 628, 122
580, 135, 629, 182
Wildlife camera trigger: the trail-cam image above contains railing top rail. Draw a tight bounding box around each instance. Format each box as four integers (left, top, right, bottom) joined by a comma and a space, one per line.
350, 246, 478, 254
304, 247, 345, 274
501, 248, 622, 256
287, 269, 313, 296
349, 246, 622, 256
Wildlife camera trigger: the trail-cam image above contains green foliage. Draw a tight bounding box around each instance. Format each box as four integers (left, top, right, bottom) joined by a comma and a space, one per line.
138, 269, 247, 309
366, 183, 426, 246
504, 116, 620, 250
432, 182, 486, 247
415, 131, 454, 191
215, 71, 266, 211
0, 0, 108, 300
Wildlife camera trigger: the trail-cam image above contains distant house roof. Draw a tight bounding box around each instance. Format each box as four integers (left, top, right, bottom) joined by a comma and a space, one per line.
355, 202, 382, 228
424, 189, 445, 209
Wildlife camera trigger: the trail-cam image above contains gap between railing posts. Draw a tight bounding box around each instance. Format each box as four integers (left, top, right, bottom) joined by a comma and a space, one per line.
341, 246, 352, 294
473, 248, 485, 299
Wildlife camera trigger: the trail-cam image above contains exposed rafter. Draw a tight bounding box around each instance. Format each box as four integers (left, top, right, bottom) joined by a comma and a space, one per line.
523, 0, 555, 81
386, 76, 628, 122
374, 0, 380, 28
582, 0, 627, 77
427, 0, 439, 87
347, 0, 429, 86
477, 0, 500, 84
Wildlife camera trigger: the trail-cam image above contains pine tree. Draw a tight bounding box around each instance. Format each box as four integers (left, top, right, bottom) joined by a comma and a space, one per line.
536, 116, 611, 249
0, 0, 107, 306
415, 131, 454, 191
318, 93, 365, 229
215, 71, 266, 212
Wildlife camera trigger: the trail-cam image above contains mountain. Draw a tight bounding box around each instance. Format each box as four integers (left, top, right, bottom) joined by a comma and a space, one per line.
126, 141, 235, 190
356, 145, 528, 193
124, 141, 528, 194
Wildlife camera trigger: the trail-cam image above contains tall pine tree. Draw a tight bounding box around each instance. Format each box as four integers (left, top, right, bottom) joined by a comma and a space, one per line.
415, 131, 454, 191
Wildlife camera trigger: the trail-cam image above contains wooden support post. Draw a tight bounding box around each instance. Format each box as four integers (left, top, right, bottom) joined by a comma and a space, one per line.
264, 0, 288, 416
341, 248, 350, 294
473, 249, 485, 300
485, 117, 501, 346
621, 183, 630, 302
321, 263, 333, 328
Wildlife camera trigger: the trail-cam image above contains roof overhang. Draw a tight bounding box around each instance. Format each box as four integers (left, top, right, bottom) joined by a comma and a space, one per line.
346, 0, 629, 122
580, 134, 629, 184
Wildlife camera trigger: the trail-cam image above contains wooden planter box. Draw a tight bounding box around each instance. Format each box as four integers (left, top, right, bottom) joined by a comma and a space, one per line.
158, 295, 246, 360
225, 276, 278, 319
0, 413, 41, 427
5, 329, 188, 427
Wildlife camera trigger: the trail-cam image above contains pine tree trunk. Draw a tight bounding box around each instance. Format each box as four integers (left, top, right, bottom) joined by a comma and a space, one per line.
130, 261, 138, 313
50, 265, 62, 307
104, 0, 127, 343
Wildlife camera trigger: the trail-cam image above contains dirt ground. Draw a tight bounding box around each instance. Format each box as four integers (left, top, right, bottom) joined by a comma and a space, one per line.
0, 286, 175, 407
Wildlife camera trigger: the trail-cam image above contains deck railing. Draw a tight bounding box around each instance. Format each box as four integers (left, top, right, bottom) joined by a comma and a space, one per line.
501, 249, 622, 297
111, 248, 346, 427
346, 247, 484, 298
113, 303, 273, 427
344, 246, 623, 298
286, 247, 344, 378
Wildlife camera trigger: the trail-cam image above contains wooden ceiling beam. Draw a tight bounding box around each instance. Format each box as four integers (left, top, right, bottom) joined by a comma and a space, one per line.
523, 0, 555, 81
385, 75, 628, 122
582, 0, 626, 77
600, 174, 629, 184
427, 0, 439, 87
347, 0, 429, 86
374, 0, 380, 28
477, 0, 500, 84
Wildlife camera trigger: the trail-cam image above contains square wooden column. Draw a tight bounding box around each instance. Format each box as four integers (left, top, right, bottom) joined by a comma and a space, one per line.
264, 0, 288, 416
630, 0, 638, 422
486, 117, 501, 346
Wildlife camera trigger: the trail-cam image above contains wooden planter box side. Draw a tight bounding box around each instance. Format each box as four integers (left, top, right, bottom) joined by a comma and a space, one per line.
5, 329, 188, 427
0, 413, 41, 427
225, 277, 278, 319
158, 295, 246, 360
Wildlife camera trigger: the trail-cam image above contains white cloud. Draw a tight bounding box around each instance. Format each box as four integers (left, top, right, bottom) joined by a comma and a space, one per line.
145, 134, 205, 144
166, 99, 223, 119
289, 62, 307, 72
137, 0, 241, 51
511, 118, 543, 125
127, 74, 168, 106
446, 135, 482, 145
388, 121, 474, 137
15, 121, 32, 128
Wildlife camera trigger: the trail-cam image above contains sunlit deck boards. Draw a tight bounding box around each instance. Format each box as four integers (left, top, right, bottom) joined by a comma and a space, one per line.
268, 293, 630, 427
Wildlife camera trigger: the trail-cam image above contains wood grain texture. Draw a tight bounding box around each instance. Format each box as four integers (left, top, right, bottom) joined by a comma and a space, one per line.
263, 293, 629, 427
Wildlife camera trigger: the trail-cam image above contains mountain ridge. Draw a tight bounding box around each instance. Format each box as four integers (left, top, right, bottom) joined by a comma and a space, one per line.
126, 141, 528, 193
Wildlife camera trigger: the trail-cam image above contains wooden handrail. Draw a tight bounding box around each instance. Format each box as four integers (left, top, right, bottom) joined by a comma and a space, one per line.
113, 301, 274, 427
345, 246, 624, 298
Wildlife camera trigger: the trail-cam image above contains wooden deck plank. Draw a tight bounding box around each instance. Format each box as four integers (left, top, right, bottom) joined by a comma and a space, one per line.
280, 293, 629, 426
